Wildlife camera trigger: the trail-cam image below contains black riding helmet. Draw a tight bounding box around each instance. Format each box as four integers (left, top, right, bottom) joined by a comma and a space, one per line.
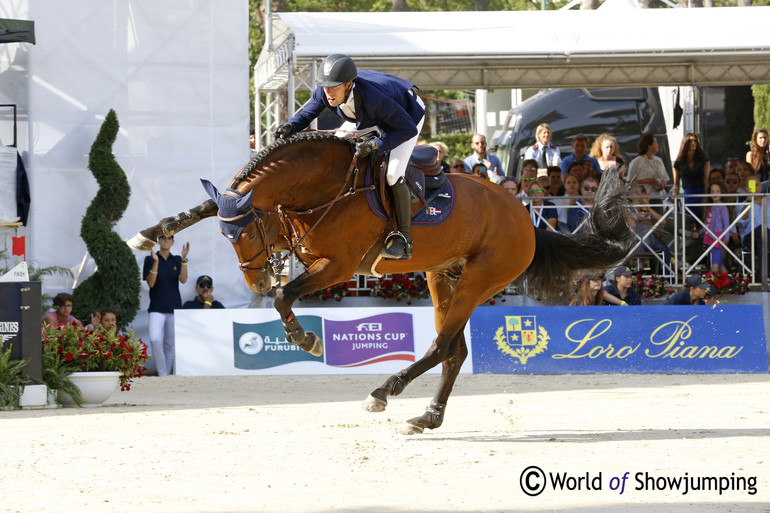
317, 54, 357, 87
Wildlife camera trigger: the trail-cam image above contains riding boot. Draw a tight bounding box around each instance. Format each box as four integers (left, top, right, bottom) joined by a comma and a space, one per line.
380, 177, 413, 260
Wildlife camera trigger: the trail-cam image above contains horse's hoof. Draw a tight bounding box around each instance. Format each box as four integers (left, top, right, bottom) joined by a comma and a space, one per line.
399, 422, 425, 435
305, 332, 323, 357
362, 394, 387, 412
126, 233, 156, 251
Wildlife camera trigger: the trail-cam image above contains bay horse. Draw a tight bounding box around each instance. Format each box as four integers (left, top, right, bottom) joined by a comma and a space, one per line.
128, 131, 633, 434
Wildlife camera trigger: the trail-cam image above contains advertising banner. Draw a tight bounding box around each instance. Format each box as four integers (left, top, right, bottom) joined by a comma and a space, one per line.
470, 305, 768, 374
175, 307, 472, 376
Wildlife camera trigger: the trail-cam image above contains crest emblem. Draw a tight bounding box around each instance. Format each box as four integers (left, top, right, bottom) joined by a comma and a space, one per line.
494, 315, 549, 364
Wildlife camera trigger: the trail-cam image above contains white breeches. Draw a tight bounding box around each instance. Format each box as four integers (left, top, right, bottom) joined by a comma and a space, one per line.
148, 312, 175, 376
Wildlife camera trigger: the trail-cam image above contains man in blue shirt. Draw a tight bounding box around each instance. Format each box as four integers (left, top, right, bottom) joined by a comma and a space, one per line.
275, 54, 425, 260
666, 274, 709, 305
560, 134, 601, 177
463, 134, 505, 181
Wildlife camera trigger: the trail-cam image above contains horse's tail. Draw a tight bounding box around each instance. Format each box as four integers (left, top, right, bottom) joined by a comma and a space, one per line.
518, 171, 634, 300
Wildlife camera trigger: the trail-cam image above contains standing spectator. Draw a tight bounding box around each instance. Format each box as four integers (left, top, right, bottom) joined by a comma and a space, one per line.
604, 266, 642, 306
463, 134, 504, 178
696, 181, 730, 274
590, 133, 626, 180
725, 157, 739, 176
567, 175, 599, 234
560, 134, 601, 177
569, 273, 605, 306
501, 177, 519, 196
627, 133, 669, 199
183, 275, 225, 309
746, 128, 770, 181
525, 181, 558, 231
524, 123, 561, 171
735, 175, 770, 274
448, 158, 466, 174
42, 293, 83, 327
551, 173, 581, 230
429, 141, 450, 172
673, 133, 710, 224
665, 275, 709, 305
143, 235, 189, 376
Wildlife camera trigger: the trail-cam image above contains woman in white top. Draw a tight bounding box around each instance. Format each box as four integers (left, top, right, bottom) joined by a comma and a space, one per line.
524, 123, 561, 171
627, 133, 668, 198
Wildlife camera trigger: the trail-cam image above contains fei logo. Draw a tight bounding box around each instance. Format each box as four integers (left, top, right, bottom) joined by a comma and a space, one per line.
233, 316, 323, 370
494, 315, 550, 365
324, 313, 415, 367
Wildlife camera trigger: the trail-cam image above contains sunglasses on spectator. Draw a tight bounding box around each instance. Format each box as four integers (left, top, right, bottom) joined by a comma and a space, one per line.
726, 179, 739, 184
529, 188, 543, 194
522, 177, 536, 182
583, 185, 598, 192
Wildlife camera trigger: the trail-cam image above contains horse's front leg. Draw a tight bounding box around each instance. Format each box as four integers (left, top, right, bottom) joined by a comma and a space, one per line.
127, 199, 218, 250
273, 258, 352, 357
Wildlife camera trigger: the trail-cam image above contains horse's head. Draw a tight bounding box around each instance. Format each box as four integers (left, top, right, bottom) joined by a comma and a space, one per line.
201, 179, 278, 294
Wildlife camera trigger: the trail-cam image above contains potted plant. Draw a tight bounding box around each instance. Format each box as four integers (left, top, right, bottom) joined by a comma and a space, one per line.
0, 345, 29, 410
41, 323, 149, 407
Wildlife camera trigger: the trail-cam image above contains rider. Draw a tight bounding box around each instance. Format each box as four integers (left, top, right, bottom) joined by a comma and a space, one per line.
274, 53, 425, 260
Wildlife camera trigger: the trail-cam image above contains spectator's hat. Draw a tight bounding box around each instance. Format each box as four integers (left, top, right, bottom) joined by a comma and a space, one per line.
705, 284, 718, 297
614, 266, 635, 278
685, 274, 710, 289
196, 275, 213, 287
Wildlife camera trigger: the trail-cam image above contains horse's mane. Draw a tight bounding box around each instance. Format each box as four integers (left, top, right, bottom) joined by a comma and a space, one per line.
233, 131, 354, 188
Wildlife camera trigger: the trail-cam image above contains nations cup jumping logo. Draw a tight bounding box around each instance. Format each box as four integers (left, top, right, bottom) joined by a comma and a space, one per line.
494, 315, 549, 364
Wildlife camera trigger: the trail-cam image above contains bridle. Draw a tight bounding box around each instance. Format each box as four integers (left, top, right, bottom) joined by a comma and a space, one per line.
220, 149, 374, 277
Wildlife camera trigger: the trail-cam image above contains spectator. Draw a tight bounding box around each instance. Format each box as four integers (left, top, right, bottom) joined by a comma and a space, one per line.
501, 177, 519, 196
569, 273, 604, 306
673, 133, 710, 224
448, 158, 466, 174
429, 141, 450, 172
725, 171, 741, 196
604, 266, 642, 306
88, 307, 118, 332
524, 123, 561, 171
143, 234, 189, 376
525, 181, 558, 231
746, 128, 770, 181
665, 275, 709, 305
547, 166, 563, 196
183, 275, 225, 309
463, 134, 504, 179
518, 159, 539, 200
565, 160, 587, 183
725, 157, 739, 176
249, 128, 258, 159
627, 184, 673, 265
704, 284, 719, 306
695, 181, 730, 274
537, 175, 552, 197
42, 292, 83, 327
735, 175, 770, 274
567, 175, 599, 233
590, 133, 626, 181
627, 133, 668, 199
709, 167, 725, 184
560, 134, 601, 177
551, 173, 581, 230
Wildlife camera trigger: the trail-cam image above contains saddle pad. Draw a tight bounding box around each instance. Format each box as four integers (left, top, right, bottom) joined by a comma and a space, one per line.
364, 165, 455, 225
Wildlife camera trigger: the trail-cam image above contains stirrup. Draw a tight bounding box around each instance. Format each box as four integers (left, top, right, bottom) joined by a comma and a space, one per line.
380, 231, 413, 260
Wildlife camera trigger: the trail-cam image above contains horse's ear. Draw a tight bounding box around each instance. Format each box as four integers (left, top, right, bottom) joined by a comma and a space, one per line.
201, 179, 220, 202
235, 189, 254, 212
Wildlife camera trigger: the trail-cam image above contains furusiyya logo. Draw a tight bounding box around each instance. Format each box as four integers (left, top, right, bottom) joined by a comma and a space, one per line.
233, 318, 323, 370
0, 321, 19, 346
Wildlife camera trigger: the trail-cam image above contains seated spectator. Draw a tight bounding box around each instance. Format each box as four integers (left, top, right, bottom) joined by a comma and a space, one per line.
665, 274, 709, 305
725, 171, 741, 196
537, 176, 552, 197
590, 133, 626, 180
501, 177, 519, 196
627, 133, 668, 198
567, 175, 599, 233
429, 141, 450, 172
736, 161, 754, 197
524, 123, 561, 171
88, 307, 118, 332
551, 173, 581, 230
627, 184, 673, 265
709, 167, 725, 185
565, 160, 587, 183
183, 275, 226, 309
42, 292, 83, 327
518, 159, 539, 199
704, 284, 718, 306
604, 266, 642, 305
547, 166, 563, 196
560, 134, 601, 178
569, 273, 604, 306
525, 181, 558, 231
448, 158, 466, 174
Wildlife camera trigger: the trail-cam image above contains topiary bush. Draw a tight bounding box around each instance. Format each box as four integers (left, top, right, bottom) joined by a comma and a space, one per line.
72, 110, 140, 330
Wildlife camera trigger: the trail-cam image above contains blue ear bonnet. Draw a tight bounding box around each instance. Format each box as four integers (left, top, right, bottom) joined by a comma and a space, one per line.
200, 179, 256, 243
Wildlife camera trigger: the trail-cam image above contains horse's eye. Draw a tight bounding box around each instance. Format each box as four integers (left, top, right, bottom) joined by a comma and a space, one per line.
247, 231, 256, 240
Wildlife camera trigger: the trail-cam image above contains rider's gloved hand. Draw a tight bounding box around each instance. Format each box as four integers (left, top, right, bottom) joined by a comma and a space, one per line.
355, 138, 377, 158
274, 123, 293, 140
